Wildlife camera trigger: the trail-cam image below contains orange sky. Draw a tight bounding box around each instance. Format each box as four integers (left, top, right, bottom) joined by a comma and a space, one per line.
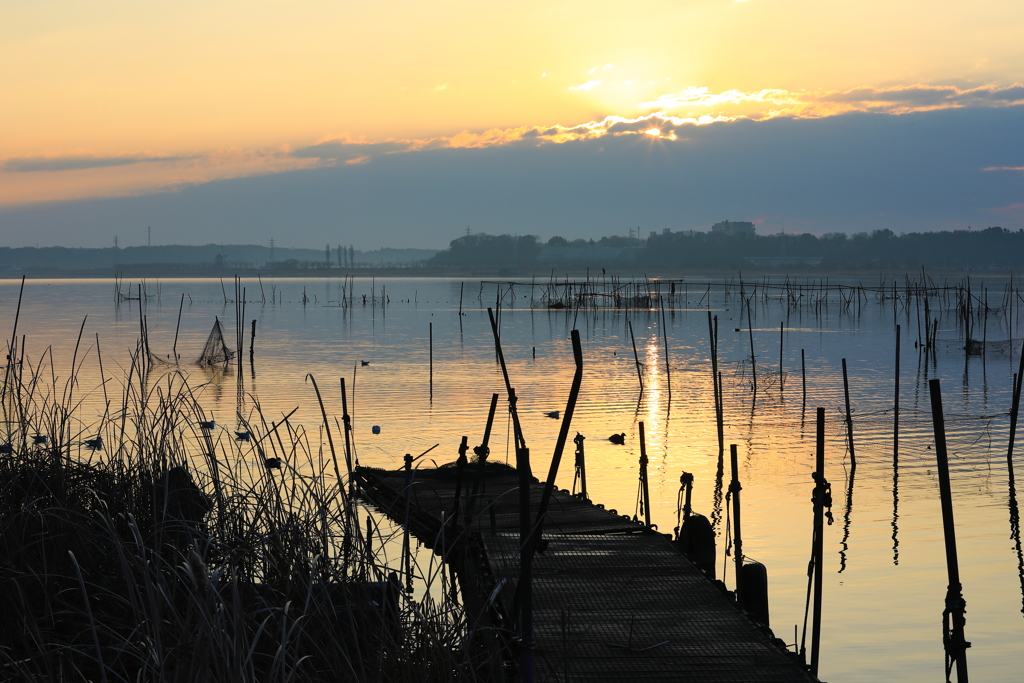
3, 0, 1024, 206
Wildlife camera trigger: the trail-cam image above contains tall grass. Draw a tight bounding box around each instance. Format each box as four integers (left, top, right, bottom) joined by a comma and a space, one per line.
0, 335, 471, 682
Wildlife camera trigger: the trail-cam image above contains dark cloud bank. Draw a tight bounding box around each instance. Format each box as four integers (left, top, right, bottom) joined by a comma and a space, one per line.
2, 107, 1023, 249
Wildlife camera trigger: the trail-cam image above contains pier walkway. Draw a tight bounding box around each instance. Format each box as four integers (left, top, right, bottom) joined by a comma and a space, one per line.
356, 462, 817, 683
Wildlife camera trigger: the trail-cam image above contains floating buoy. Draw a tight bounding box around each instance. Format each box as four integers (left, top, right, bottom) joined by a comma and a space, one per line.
372, 425, 381, 434
739, 561, 770, 627
675, 513, 716, 580
608, 433, 626, 445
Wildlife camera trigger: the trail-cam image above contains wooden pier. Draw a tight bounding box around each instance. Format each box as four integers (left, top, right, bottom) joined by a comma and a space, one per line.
356, 461, 817, 682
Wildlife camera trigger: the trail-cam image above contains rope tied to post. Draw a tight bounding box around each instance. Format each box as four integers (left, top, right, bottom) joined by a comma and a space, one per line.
811, 471, 835, 525
942, 584, 971, 682
674, 472, 694, 539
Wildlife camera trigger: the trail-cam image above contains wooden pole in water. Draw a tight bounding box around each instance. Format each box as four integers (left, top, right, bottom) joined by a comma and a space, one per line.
842, 358, 857, 466
1007, 341, 1024, 468
894, 325, 901, 464
928, 379, 970, 683
661, 298, 672, 400
747, 297, 757, 395
810, 407, 826, 677
729, 444, 744, 596
628, 319, 644, 393
249, 319, 256, 361
429, 322, 433, 399
801, 349, 807, 410
639, 421, 652, 528
173, 292, 184, 362
779, 322, 784, 393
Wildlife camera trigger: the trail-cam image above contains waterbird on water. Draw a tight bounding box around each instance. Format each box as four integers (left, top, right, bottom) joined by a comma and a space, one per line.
544, 411, 560, 419
32, 434, 47, 445
84, 437, 103, 450
361, 360, 370, 366
0, 444, 12, 454
234, 431, 251, 441
198, 420, 215, 430
265, 457, 282, 469
608, 433, 626, 445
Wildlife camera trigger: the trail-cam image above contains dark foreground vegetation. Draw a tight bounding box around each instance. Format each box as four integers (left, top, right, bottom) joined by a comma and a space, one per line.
0, 350, 466, 681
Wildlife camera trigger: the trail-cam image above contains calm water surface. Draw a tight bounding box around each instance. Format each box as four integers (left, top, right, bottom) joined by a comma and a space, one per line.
5, 275, 1023, 682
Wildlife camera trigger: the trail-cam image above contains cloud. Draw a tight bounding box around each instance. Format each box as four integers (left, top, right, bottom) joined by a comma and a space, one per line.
4, 106, 1023, 249
291, 140, 412, 162
569, 80, 602, 91
640, 83, 1024, 120
4, 154, 192, 173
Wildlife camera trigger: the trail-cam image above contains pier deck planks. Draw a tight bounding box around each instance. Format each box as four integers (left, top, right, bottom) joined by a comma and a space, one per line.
356, 464, 816, 682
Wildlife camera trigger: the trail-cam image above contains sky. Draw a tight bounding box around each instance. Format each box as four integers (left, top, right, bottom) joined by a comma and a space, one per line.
2, 0, 1024, 249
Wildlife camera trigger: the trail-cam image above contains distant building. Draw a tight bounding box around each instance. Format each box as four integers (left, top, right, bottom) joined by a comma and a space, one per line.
711, 221, 756, 237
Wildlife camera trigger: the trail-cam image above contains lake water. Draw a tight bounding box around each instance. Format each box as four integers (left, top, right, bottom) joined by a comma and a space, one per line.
4, 274, 1023, 682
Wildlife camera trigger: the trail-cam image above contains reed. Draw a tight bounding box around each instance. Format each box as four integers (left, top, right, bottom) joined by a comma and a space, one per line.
0, 337, 470, 682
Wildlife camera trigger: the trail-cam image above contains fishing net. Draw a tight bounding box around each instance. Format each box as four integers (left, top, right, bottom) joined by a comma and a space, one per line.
196, 318, 234, 366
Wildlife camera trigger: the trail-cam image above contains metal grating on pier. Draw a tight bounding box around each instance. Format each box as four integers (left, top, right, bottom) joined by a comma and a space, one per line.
356, 463, 817, 683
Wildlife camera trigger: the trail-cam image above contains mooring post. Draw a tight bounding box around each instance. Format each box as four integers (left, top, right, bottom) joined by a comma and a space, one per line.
449, 436, 469, 532
403, 452, 413, 593
573, 432, 588, 500
638, 422, 652, 528
534, 330, 584, 539
842, 358, 857, 466
681, 471, 693, 524
518, 443, 534, 683
466, 392, 500, 525
929, 379, 970, 682
810, 406, 827, 676
729, 444, 743, 597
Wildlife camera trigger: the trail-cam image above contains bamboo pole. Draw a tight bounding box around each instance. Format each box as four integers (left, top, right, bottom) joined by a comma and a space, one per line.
842, 358, 856, 466
928, 379, 970, 683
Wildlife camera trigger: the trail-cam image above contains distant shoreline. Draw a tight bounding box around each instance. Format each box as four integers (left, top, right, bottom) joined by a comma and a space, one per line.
0, 265, 1014, 281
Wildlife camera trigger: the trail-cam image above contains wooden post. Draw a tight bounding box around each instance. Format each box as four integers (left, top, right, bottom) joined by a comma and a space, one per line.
249, 319, 256, 361
810, 407, 826, 676
777, 322, 784, 392
801, 349, 807, 410
842, 358, 856, 466
173, 293, 184, 362
1007, 342, 1024, 468
638, 422, 652, 528
928, 379, 970, 682
429, 322, 433, 399
894, 325, 901, 463
661, 298, 672, 400
535, 330, 584, 537
729, 444, 743, 596
628, 319, 644, 393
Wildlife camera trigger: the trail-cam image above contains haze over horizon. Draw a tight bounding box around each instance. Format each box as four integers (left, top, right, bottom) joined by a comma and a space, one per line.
3, 0, 1023, 249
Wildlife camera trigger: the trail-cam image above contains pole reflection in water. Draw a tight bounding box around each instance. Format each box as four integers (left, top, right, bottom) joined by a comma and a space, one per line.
839, 458, 856, 574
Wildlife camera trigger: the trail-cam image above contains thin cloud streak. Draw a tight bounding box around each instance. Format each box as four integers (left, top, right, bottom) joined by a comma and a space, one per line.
4, 154, 194, 173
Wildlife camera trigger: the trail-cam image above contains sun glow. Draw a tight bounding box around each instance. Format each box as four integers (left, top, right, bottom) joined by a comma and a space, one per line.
645, 128, 662, 136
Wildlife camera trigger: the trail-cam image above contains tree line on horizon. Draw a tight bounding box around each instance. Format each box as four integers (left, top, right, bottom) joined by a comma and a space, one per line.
426, 226, 1024, 270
